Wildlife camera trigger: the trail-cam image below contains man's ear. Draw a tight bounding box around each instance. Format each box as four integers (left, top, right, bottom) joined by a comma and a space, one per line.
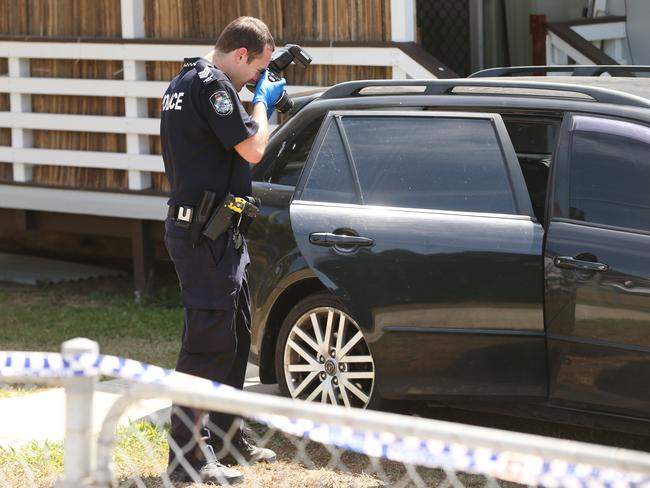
235, 47, 248, 63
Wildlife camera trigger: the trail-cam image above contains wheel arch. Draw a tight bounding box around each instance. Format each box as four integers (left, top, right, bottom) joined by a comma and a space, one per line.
259, 277, 328, 383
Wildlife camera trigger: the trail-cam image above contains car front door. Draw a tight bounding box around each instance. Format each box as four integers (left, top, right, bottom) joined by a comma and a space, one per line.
545, 113, 650, 419
289, 110, 547, 400
249, 113, 325, 368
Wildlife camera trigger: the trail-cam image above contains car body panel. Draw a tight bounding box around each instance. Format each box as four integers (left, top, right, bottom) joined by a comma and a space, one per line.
248, 181, 307, 359
245, 81, 650, 427
288, 110, 547, 399
291, 201, 546, 398
544, 113, 650, 418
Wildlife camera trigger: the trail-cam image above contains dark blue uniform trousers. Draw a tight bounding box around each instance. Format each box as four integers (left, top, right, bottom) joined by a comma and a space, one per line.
164, 219, 250, 468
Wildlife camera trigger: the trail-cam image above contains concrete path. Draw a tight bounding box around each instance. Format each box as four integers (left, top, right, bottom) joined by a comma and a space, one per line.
0, 363, 280, 447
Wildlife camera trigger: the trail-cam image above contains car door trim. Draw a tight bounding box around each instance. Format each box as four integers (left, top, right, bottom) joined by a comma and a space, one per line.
334, 115, 365, 204
384, 326, 545, 337
552, 217, 650, 238
292, 199, 536, 222
548, 333, 650, 354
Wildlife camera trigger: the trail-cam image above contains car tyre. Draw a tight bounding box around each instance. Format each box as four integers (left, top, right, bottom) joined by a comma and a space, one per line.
275, 292, 381, 409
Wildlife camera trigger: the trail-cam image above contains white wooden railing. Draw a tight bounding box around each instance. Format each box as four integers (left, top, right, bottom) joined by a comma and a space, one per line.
546, 17, 628, 66
0, 40, 441, 220
0, 0, 444, 220
0, 41, 439, 181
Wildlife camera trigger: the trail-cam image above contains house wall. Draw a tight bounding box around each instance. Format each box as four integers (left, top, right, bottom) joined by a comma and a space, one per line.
604, 0, 626, 16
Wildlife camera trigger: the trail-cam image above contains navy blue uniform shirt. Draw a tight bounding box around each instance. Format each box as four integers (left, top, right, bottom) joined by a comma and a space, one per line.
161, 57, 259, 206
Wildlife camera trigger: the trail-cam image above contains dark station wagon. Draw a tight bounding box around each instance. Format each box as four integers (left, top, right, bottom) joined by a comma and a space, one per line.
245, 67, 650, 432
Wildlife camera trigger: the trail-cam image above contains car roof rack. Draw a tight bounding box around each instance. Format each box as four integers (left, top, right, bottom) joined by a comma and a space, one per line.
319, 79, 650, 109
469, 65, 650, 78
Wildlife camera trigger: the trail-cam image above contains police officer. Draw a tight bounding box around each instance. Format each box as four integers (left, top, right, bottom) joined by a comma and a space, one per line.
161, 16, 285, 485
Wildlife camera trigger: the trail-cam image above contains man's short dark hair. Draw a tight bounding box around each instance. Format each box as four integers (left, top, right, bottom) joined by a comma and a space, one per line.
216, 17, 275, 60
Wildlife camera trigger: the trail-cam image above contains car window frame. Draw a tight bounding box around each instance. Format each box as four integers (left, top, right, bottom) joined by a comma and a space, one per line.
252, 109, 326, 184
293, 110, 535, 219
550, 112, 650, 237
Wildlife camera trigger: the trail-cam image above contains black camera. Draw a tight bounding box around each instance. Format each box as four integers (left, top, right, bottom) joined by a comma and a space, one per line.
248, 44, 312, 114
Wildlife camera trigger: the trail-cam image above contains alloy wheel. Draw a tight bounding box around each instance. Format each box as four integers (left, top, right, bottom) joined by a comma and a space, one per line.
283, 306, 375, 408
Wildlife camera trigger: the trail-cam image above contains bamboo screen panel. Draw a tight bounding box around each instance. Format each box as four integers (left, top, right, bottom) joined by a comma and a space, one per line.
1, 0, 125, 190
29, 59, 128, 190
145, 0, 391, 42
0, 0, 121, 37
0, 57, 10, 182
146, 61, 181, 193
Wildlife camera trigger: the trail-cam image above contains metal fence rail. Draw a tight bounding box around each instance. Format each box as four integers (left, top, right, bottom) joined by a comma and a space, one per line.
1, 338, 649, 487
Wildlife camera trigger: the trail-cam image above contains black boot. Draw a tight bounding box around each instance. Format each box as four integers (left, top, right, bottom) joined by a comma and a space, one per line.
168, 432, 244, 484
214, 429, 277, 466
167, 446, 244, 486
167, 460, 243, 485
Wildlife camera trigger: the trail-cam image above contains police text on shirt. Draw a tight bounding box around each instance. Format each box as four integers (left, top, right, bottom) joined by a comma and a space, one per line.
162, 92, 184, 111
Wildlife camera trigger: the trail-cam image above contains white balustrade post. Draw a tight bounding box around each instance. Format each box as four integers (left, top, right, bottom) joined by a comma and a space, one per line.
56, 338, 99, 488
391, 0, 416, 42
392, 65, 408, 79
121, 0, 152, 190
605, 38, 626, 64
546, 34, 554, 66
8, 57, 33, 182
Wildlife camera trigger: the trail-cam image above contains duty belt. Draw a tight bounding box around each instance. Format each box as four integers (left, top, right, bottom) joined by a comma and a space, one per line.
168, 204, 193, 227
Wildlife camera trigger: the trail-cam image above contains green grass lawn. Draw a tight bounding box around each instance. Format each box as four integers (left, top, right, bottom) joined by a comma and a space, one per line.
0, 271, 183, 369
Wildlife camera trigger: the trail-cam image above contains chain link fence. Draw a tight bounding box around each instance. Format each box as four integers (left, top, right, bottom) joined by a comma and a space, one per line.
1, 339, 650, 488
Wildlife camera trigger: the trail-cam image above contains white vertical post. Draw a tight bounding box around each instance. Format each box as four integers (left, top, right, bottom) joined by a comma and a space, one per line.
121, 0, 145, 38
546, 35, 554, 66
392, 66, 408, 79
605, 38, 626, 64
56, 338, 99, 488
8, 57, 33, 182
391, 0, 416, 42
121, 0, 152, 190
553, 45, 569, 65
591, 0, 608, 17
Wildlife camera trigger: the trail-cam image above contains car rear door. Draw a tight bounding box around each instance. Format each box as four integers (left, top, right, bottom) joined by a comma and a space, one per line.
289, 110, 547, 400
545, 113, 650, 419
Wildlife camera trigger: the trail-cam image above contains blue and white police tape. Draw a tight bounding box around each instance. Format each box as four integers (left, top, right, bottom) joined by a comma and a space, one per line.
1, 350, 648, 488
0, 350, 233, 392
256, 414, 650, 488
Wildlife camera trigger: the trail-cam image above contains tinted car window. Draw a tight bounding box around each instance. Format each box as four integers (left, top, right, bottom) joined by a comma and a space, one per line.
341, 116, 516, 214
569, 116, 650, 232
301, 122, 357, 204
503, 119, 558, 155
265, 116, 325, 186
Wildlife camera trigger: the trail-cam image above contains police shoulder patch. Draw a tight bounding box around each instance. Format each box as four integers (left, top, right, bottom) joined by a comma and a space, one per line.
197, 65, 215, 84
209, 90, 233, 116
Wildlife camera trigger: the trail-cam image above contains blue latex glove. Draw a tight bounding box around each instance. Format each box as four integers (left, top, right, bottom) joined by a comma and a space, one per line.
252, 70, 286, 119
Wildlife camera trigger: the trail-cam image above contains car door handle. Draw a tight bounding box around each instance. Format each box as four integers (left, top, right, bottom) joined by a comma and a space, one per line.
309, 233, 374, 247
554, 256, 609, 272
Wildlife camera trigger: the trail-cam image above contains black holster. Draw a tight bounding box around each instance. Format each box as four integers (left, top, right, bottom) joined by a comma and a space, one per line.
202, 194, 260, 242
202, 194, 236, 241
189, 190, 218, 247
